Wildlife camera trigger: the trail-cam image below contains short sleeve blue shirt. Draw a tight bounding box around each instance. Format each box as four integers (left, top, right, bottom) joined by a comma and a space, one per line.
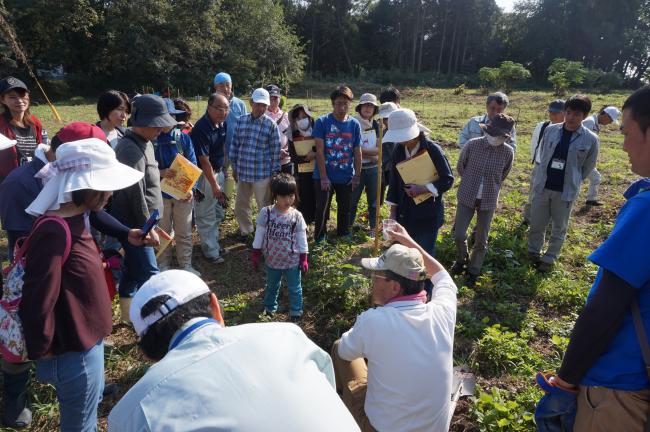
581, 190, 650, 390
311, 113, 361, 183
190, 114, 227, 171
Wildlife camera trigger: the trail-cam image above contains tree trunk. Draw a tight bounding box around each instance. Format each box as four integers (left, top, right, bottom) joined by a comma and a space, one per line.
417, 13, 424, 73
436, 3, 449, 74
447, 10, 458, 75
334, 2, 354, 74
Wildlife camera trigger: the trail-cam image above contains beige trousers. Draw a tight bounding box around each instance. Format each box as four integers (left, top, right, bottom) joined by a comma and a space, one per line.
234, 177, 272, 235
574, 386, 650, 432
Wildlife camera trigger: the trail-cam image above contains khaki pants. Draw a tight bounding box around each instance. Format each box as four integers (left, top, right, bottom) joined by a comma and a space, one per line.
452, 201, 495, 276
234, 177, 271, 235
158, 197, 194, 268
527, 189, 574, 264
331, 340, 377, 432
574, 386, 650, 432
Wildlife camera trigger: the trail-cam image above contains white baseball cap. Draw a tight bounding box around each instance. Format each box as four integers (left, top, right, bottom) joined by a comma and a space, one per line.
603, 106, 621, 124
130, 270, 211, 337
383, 108, 430, 143
251, 88, 270, 105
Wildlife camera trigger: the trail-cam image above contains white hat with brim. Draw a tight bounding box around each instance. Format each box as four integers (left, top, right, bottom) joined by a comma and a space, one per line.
383, 108, 429, 143
378, 102, 398, 119
0, 133, 16, 151
251, 88, 271, 105
26, 138, 144, 216
361, 244, 429, 281
604, 106, 621, 125
130, 270, 211, 337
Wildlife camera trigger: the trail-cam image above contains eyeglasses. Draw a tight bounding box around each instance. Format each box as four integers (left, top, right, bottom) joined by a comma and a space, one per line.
372, 273, 389, 281
209, 105, 229, 113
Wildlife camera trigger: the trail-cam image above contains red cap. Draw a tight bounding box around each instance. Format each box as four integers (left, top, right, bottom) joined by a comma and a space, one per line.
55, 122, 107, 144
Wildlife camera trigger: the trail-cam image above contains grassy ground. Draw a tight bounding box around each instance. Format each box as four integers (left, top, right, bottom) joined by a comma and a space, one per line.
0, 87, 634, 431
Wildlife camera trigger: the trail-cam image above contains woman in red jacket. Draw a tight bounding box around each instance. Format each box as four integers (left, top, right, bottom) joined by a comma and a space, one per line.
0, 77, 43, 182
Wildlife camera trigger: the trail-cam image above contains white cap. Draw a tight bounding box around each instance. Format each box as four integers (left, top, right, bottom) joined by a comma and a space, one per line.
378, 102, 398, 119
251, 88, 270, 105
603, 106, 621, 124
130, 270, 211, 337
26, 138, 143, 216
383, 108, 430, 143
0, 133, 16, 151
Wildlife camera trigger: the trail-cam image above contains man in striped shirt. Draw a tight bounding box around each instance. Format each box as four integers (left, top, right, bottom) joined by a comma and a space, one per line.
229, 88, 281, 237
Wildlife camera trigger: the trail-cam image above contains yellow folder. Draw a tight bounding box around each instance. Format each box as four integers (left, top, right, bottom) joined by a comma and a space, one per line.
396, 150, 439, 204
294, 138, 316, 174
160, 154, 202, 200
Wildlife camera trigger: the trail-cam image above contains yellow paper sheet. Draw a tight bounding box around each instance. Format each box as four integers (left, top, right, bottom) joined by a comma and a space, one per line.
294, 139, 316, 173
154, 227, 174, 259
396, 150, 439, 204
160, 154, 202, 200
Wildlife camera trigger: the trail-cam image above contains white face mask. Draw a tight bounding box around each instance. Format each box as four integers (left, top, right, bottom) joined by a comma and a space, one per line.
485, 134, 507, 146
296, 118, 310, 130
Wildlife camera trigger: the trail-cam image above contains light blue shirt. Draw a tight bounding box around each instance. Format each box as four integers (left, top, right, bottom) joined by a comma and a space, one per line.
108, 320, 360, 432
458, 114, 517, 151
225, 96, 248, 156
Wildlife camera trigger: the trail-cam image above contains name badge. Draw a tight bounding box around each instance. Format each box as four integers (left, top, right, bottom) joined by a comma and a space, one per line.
550, 159, 565, 170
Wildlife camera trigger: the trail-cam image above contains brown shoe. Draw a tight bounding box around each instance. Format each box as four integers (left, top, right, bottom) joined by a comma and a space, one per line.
537, 261, 554, 273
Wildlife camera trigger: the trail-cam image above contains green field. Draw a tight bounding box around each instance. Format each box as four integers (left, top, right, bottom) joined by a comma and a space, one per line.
7, 87, 634, 431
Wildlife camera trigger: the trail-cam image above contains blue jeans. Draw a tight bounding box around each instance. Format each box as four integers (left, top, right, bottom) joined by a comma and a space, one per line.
36, 341, 104, 432
349, 166, 379, 229
264, 266, 303, 316
119, 242, 159, 298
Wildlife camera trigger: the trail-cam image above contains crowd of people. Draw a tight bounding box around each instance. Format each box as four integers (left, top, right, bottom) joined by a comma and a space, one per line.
0, 69, 646, 432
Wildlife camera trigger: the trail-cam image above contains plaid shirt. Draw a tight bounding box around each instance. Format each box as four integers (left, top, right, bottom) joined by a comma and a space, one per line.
456, 137, 513, 211
229, 113, 281, 183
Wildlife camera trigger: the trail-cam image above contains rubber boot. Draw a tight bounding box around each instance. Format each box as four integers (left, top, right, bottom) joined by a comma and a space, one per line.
119, 297, 132, 324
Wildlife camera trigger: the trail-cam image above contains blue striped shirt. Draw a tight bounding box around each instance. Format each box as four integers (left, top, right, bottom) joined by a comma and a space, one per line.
229, 113, 281, 182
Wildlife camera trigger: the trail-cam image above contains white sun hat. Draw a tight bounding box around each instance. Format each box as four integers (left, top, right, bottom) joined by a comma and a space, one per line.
130, 270, 211, 337
0, 133, 16, 151
383, 108, 430, 143
378, 102, 398, 119
26, 130, 144, 216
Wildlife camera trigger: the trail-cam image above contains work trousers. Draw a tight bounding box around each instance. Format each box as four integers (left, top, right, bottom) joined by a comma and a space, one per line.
574, 386, 650, 432
194, 172, 225, 259
234, 177, 271, 235
586, 168, 601, 202
158, 197, 194, 268
528, 189, 575, 264
452, 202, 495, 276
314, 181, 352, 241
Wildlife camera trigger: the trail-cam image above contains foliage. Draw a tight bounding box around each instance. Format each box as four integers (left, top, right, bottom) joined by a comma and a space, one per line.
584, 69, 625, 93
470, 386, 538, 431
479, 61, 531, 92
473, 324, 543, 377
547, 58, 587, 95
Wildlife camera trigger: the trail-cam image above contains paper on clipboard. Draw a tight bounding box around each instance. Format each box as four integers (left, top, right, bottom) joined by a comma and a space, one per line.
294, 138, 316, 174
160, 153, 202, 200
396, 150, 438, 204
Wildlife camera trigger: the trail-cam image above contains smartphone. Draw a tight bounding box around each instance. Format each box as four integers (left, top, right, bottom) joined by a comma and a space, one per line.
141, 209, 160, 239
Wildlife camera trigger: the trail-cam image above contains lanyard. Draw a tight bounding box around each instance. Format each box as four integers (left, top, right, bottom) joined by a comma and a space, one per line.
169, 318, 218, 351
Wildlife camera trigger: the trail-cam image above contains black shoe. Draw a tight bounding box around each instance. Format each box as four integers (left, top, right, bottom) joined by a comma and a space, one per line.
586, 200, 603, 207
528, 252, 541, 264
450, 261, 466, 275
466, 273, 479, 286
290, 315, 302, 323
103, 382, 119, 397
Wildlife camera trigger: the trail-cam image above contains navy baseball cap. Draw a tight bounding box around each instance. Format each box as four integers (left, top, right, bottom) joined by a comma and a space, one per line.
266, 84, 281, 97
548, 100, 565, 113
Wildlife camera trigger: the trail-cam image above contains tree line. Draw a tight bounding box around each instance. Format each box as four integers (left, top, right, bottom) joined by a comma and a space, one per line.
0, 0, 647, 98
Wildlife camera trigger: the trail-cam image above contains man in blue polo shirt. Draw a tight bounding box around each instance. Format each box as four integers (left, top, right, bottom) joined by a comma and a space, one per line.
535, 86, 650, 431
190, 93, 229, 264
312, 85, 362, 242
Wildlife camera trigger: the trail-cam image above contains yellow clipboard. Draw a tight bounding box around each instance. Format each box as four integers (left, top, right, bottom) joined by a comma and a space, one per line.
396, 150, 438, 204
293, 139, 315, 174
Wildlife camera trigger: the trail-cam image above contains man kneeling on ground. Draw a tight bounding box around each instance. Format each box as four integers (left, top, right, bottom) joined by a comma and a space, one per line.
108, 270, 360, 432
332, 222, 458, 431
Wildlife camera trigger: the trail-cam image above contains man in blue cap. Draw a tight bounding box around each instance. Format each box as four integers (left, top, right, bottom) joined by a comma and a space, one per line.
212, 72, 247, 158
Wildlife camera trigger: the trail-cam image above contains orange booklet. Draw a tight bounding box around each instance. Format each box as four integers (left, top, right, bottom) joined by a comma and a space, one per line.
161, 154, 202, 200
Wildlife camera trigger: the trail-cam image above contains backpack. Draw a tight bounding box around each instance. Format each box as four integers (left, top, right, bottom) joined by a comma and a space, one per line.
0, 215, 71, 362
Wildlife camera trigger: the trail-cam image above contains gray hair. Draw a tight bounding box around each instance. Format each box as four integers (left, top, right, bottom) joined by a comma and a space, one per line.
486, 92, 509, 107
208, 92, 228, 106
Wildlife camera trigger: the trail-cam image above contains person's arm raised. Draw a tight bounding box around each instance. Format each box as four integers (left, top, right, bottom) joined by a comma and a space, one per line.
387, 222, 444, 276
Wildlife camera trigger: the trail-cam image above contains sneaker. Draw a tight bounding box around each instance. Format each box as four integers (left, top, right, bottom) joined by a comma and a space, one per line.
206, 255, 225, 264
2, 407, 31, 429
527, 251, 541, 264
182, 265, 202, 276
290, 315, 302, 323
450, 261, 466, 275
537, 261, 554, 273
586, 200, 603, 207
